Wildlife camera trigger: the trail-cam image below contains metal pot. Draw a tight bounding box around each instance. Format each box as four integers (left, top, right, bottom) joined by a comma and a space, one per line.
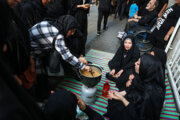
78, 63, 103, 88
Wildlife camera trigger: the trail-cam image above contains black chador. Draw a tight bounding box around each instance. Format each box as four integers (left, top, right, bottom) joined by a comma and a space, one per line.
69, 0, 90, 55
106, 36, 140, 89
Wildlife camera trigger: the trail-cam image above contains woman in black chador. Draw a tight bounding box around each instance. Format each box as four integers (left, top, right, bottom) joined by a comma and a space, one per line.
44, 90, 104, 120
68, 0, 90, 55
104, 54, 165, 120
106, 36, 140, 89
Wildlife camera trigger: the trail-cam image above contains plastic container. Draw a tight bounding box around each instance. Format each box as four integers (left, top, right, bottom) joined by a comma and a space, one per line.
102, 80, 110, 98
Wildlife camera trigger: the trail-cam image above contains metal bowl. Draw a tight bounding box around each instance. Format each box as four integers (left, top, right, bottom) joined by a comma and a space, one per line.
78, 64, 103, 88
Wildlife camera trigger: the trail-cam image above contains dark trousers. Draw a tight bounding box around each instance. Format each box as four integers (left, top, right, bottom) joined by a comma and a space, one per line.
115, 2, 126, 19
97, 9, 109, 31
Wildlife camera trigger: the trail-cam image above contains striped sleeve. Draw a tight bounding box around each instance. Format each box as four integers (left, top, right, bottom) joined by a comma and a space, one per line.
54, 34, 85, 70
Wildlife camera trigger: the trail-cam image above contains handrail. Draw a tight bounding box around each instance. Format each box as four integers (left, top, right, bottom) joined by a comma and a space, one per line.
165, 18, 180, 53
165, 17, 180, 113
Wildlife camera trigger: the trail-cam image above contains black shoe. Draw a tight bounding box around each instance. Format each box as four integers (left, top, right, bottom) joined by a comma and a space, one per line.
103, 26, 108, 31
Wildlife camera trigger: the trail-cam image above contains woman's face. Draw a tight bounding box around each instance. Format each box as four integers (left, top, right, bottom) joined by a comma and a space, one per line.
135, 58, 140, 74
66, 29, 76, 38
124, 39, 133, 50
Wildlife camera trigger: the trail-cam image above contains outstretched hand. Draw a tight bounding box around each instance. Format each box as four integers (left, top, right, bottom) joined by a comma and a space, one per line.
107, 90, 125, 101
116, 69, 123, 77
79, 56, 87, 65
72, 92, 86, 111
110, 69, 115, 75
84, 65, 91, 72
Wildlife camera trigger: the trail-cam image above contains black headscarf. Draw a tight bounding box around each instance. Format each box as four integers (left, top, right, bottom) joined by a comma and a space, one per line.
44, 90, 77, 120
139, 54, 165, 89
49, 15, 79, 36
108, 35, 140, 72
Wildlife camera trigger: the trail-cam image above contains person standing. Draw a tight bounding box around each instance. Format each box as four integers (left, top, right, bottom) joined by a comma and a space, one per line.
68, 0, 90, 55
114, 0, 127, 20
96, 0, 114, 35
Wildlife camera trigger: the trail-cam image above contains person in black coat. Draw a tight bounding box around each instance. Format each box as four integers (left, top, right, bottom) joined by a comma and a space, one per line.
68, 0, 90, 55
106, 36, 140, 88
0, 58, 44, 120
0, 0, 32, 86
0, 1, 44, 118
44, 90, 104, 120
20, 0, 51, 29
105, 54, 165, 120
66, 29, 85, 58
96, 0, 114, 35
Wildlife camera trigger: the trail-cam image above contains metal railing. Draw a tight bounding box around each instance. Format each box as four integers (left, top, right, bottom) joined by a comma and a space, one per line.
165, 18, 180, 113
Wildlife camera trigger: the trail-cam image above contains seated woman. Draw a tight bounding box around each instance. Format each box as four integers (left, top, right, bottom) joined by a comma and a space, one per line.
106, 36, 140, 89
104, 54, 165, 120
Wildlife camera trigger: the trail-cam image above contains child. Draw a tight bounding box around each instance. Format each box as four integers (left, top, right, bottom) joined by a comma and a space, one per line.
129, 0, 138, 18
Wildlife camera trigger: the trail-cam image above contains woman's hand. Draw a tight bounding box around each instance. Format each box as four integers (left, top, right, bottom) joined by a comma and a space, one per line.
79, 56, 87, 64
129, 74, 135, 80
108, 90, 129, 106
110, 69, 116, 75
108, 90, 125, 101
116, 69, 124, 77
126, 79, 132, 87
117, 90, 127, 96
107, 90, 118, 100
84, 65, 91, 72
72, 92, 86, 111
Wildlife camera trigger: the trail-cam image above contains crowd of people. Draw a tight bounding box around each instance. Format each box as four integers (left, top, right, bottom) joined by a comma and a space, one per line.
0, 0, 180, 119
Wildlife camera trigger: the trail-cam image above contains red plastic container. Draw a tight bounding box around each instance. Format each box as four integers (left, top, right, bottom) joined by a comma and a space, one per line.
102, 80, 110, 98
